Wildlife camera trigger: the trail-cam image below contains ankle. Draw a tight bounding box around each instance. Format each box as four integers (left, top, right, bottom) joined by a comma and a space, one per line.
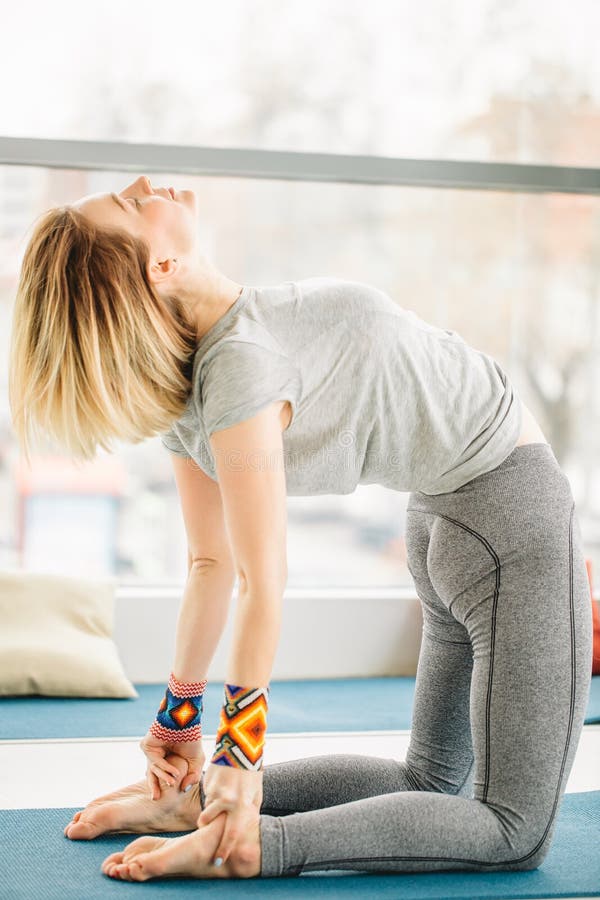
181, 782, 202, 829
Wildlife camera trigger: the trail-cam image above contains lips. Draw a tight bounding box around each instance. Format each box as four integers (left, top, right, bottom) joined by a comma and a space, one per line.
168, 187, 175, 199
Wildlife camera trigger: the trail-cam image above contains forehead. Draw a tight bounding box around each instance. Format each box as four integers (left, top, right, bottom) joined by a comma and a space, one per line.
72, 192, 116, 210
71, 193, 128, 230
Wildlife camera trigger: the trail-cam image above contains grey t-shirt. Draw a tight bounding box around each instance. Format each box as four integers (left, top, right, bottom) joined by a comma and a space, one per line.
160, 276, 522, 496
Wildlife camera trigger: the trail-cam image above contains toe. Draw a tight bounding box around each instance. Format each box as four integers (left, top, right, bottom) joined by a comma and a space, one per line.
103, 838, 170, 880
128, 859, 153, 882
63, 810, 83, 835
104, 852, 123, 868
114, 863, 132, 881
100, 854, 120, 877
65, 818, 104, 840
132, 851, 166, 880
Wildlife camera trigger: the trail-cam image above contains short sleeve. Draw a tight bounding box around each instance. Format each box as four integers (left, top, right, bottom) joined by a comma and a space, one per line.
200, 340, 302, 437
160, 426, 190, 457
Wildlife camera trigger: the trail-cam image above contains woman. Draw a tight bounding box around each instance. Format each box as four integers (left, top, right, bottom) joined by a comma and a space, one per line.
10, 175, 592, 882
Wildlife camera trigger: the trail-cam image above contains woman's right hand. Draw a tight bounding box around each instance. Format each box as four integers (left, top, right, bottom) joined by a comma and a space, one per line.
139, 731, 206, 799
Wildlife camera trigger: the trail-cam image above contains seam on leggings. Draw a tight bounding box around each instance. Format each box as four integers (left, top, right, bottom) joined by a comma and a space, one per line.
294, 504, 577, 874
512, 501, 578, 863
409, 509, 500, 803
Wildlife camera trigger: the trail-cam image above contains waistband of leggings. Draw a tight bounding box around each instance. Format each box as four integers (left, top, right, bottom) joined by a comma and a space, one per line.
412, 441, 561, 503
494, 441, 558, 469
460, 441, 561, 485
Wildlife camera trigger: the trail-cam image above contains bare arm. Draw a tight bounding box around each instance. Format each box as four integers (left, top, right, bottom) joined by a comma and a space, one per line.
139, 455, 239, 797
193, 399, 290, 865
170, 457, 238, 682
208, 400, 290, 687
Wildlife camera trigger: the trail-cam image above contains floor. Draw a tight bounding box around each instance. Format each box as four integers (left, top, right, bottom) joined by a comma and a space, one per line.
2, 725, 599, 810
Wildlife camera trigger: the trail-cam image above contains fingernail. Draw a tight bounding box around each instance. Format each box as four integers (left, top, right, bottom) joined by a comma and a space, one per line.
214, 857, 223, 867
184, 784, 192, 793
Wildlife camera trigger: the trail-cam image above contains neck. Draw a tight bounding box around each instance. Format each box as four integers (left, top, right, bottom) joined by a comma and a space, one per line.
180, 263, 244, 341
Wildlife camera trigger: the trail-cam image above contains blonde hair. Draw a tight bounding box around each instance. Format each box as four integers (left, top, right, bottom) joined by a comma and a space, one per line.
9, 203, 199, 466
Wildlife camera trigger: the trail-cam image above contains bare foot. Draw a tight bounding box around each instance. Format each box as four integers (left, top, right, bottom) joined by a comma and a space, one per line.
64, 755, 200, 840
101, 812, 261, 881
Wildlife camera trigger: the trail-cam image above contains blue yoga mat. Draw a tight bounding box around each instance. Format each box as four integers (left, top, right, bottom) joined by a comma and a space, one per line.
1, 676, 599, 741
0, 678, 418, 740
0, 791, 598, 899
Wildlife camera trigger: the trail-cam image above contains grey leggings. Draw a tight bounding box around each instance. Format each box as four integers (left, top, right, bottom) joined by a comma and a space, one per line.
258, 442, 593, 877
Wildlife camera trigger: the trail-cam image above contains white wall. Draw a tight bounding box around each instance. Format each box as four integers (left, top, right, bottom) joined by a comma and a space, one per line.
113, 586, 424, 682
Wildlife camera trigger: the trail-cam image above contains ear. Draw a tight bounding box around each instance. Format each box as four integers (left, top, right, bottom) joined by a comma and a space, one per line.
147, 256, 179, 286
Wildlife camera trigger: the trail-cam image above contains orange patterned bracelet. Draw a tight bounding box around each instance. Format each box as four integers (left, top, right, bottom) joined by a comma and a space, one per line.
149, 672, 208, 743
211, 683, 270, 770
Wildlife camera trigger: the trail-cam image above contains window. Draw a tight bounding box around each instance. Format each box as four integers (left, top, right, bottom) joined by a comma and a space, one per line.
1, 165, 598, 584
2, 0, 598, 584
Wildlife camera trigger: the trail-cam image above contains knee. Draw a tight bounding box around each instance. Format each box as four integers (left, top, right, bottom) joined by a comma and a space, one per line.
487, 808, 554, 872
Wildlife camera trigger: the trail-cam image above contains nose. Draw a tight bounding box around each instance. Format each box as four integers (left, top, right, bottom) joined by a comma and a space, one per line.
120, 175, 152, 194
123, 175, 170, 200
137, 175, 153, 192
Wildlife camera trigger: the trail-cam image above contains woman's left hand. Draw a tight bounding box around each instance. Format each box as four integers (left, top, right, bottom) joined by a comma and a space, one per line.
197, 763, 263, 865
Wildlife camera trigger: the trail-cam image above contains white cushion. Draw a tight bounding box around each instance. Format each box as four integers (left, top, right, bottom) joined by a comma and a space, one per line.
0, 569, 137, 698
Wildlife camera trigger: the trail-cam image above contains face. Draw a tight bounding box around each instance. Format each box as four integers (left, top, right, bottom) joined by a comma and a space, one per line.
71, 175, 199, 290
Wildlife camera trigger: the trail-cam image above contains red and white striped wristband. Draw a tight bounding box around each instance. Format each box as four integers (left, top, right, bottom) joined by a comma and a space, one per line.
149, 673, 208, 743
